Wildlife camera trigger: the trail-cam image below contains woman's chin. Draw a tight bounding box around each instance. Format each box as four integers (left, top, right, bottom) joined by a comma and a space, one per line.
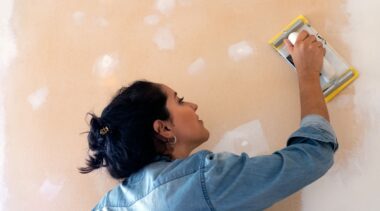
203, 130, 210, 142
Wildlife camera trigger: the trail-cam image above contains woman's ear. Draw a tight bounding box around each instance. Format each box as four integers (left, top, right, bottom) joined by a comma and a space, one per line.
153, 120, 172, 139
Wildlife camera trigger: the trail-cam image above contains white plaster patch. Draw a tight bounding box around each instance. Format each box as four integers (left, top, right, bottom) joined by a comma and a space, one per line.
0, 95, 7, 210
95, 17, 109, 27
213, 120, 269, 156
144, 15, 161, 26
187, 57, 205, 75
0, 0, 17, 76
300, 1, 380, 210
241, 140, 249, 147
93, 54, 119, 77
228, 41, 254, 62
155, 0, 176, 15
153, 27, 175, 50
0, 1, 16, 207
28, 87, 49, 110
72, 11, 85, 25
0, 29, 17, 76
39, 179, 64, 201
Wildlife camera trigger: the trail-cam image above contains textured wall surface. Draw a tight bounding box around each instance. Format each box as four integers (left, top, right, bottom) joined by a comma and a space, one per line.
1, 0, 378, 210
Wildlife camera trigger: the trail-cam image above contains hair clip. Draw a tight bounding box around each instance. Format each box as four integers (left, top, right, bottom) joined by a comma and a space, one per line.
99, 126, 109, 135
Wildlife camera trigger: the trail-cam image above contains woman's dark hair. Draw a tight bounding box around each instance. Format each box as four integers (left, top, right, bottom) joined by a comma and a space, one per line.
79, 80, 171, 179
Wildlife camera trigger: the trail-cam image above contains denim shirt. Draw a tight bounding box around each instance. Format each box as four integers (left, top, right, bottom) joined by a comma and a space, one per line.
93, 115, 338, 211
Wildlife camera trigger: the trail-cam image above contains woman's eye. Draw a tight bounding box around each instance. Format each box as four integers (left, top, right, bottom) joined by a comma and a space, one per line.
179, 97, 184, 104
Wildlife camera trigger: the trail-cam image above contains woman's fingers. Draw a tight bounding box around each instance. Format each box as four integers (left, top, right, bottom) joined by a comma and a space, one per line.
297, 30, 309, 42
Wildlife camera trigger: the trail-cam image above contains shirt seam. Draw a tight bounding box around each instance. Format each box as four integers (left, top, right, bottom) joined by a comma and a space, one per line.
200, 154, 216, 211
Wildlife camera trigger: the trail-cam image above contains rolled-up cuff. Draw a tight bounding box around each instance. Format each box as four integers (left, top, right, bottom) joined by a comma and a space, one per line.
288, 114, 338, 151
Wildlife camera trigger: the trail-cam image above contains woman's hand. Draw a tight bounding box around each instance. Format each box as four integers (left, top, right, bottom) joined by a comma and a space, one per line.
284, 30, 326, 79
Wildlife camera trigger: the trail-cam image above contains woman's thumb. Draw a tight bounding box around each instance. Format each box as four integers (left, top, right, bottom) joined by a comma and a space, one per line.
284, 39, 294, 54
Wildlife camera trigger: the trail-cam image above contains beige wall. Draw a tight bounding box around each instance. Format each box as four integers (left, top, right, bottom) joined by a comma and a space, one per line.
1, 0, 378, 210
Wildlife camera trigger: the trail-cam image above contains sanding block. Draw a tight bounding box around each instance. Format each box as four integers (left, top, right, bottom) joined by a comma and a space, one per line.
268, 15, 359, 102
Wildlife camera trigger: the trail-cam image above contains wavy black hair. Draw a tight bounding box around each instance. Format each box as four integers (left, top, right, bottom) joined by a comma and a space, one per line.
79, 80, 171, 179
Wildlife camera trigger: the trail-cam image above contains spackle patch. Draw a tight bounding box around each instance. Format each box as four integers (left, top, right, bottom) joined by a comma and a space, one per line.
28, 87, 49, 110
72, 11, 85, 25
39, 179, 64, 201
96, 17, 109, 27
155, 0, 176, 15
0, 28, 17, 76
153, 27, 175, 50
301, 1, 380, 210
144, 15, 160, 25
0, 0, 17, 76
0, 95, 8, 209
241, 140, 249, 147
213, 120, 269, 156
228, 41, 254, 62
1, 0, 16, 208
187, 57, 205, 75
93, 54, 118, 77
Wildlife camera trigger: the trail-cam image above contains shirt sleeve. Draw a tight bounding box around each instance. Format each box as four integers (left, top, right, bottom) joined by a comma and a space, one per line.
201, 115, 338, 211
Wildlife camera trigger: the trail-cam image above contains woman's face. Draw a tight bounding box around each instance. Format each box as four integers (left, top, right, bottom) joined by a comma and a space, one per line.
159, 84, 210, 150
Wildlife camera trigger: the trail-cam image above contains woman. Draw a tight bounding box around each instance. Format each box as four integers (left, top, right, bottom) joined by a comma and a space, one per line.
81, 31, 338, 210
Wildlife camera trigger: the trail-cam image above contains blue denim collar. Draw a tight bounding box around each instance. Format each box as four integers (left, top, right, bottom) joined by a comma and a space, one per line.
153, 154, 172, 162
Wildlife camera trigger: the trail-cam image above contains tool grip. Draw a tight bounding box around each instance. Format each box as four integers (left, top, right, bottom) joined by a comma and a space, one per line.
288, 32, 337, 83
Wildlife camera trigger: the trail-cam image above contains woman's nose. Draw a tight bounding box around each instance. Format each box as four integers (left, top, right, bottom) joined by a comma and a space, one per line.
189, 102, 198, 111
